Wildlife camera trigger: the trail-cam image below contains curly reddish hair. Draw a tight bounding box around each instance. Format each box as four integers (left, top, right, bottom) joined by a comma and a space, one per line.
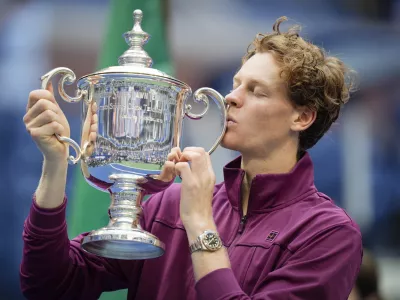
243, 17, 356, 153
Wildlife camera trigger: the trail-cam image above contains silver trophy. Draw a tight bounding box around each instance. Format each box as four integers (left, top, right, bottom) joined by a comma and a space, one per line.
40, 9, 227, 260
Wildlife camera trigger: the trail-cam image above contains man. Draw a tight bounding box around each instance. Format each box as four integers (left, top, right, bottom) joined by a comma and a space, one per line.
20, 17, 362, 299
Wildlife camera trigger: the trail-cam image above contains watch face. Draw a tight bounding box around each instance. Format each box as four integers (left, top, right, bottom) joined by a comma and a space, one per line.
202, 231, 222, 250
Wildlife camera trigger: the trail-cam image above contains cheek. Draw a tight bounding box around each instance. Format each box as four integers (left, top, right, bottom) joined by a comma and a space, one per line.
246, 105, 294, 144
253, 103, 292, 130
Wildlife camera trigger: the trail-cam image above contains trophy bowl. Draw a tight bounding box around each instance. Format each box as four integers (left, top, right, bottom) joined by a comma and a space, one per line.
40, 9, 227, 260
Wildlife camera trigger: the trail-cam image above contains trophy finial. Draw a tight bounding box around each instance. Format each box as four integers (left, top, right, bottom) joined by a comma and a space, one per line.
133, 9, 143, 24
118, 9, 153, 67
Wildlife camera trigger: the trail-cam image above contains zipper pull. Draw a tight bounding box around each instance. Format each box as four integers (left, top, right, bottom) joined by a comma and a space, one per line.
238, 215, 247, 234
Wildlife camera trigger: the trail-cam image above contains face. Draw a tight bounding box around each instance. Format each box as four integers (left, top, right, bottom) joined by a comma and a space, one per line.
222, 52, 305, 157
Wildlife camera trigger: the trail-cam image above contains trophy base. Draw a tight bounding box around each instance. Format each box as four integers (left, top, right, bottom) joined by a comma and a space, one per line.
81, 227, 165, 260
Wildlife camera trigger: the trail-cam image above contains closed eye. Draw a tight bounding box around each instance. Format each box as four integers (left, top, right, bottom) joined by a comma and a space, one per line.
254, 88, 269, 98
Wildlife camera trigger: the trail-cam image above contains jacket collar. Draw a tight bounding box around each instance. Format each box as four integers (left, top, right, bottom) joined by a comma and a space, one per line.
223, 152, 316, 214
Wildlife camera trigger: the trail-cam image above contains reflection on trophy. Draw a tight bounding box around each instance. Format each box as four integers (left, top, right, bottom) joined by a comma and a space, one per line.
40, 9, 227, 260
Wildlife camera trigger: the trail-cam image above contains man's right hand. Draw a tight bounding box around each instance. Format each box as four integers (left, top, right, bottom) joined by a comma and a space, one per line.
23, 83, 70, 164
24, 83, 71, 209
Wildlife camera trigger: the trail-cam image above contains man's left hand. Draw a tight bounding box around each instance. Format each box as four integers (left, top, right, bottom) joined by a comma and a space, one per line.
175, 147, 216, 236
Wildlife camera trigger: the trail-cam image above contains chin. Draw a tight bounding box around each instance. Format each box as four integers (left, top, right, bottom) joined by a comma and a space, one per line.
221, 135, 241, 152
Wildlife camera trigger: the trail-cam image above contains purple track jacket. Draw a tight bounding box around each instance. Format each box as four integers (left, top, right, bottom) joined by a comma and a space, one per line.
20, 153, 362, 299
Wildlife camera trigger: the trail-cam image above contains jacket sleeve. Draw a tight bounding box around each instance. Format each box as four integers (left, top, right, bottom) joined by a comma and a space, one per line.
195, 224, 363, 300
20, 191, 164, 300
20, 196, 131, 299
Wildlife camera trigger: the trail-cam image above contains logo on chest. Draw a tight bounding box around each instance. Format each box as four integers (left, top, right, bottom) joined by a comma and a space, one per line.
266, 230, 279, 242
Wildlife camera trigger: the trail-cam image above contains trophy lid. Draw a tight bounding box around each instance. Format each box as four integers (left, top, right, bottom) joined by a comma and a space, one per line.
80, 9, 189, 89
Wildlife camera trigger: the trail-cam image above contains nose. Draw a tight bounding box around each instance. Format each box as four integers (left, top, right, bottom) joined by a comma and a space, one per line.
225, 88, 243, 108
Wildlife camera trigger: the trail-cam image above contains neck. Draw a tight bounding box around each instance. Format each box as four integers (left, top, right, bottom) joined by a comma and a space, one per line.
239, 142, 299, 215
240, 145, 299, 183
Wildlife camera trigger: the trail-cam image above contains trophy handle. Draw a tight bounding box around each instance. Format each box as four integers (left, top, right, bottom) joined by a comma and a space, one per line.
41, 67, 86, 103
40, 67, 86, 165
185, 87, 228, 154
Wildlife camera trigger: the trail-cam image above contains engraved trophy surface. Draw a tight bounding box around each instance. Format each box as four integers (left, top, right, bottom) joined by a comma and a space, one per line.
40, 9, 227, 260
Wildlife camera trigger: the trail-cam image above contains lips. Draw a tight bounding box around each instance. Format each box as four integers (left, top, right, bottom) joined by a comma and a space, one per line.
227, 116, 237, 123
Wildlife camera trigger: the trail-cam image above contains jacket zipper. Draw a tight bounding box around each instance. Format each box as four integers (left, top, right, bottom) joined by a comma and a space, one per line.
237, 171, 247, 235
238, 215, 247, 234
227, 171, 247, 258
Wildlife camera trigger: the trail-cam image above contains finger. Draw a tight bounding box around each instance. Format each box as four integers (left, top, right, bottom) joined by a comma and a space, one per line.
91, 102, 98, 114
90, 113, 98, 136
182, 147, 206, 154
26, 109, 60, 130
91, 112, 98, 125
83, 139, 95, 158
89, 131, 97, 143
90, 122, 98, 134
181, 148, 207, 165
27, 89, 58, 112
29, 121, 65, 138
81, 102, 94, 140
179, 151, 209, 172
171, 147, 182, 155
204, 152, 213, 171
175, 162, 192, 181
157, 161, 176, 182
205, 152, 216, 183
180, 149, 209, 166
167, 151, 180, 163
46, 81, 54, 94
89, 113, 98, 143
167, 147, 182, 162
24, 99, 61, 124
171, 147, 182, 159
179, 151, 201, 162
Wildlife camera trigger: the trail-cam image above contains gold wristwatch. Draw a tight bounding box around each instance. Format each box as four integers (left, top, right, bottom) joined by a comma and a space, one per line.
189, 230, 223, 254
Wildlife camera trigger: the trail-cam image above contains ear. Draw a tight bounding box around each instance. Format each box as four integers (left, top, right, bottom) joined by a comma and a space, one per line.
290, 106, 316, 133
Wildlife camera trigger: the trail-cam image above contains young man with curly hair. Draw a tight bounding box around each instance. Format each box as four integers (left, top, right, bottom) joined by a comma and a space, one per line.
21, 17, 361, 300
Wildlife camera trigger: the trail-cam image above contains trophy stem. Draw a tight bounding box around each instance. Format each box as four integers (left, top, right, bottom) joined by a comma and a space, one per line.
81, 175, 165, 260
108, 189, 144, 230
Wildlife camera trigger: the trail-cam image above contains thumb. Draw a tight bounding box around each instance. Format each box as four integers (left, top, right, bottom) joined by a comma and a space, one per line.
46, 81, 54, 95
